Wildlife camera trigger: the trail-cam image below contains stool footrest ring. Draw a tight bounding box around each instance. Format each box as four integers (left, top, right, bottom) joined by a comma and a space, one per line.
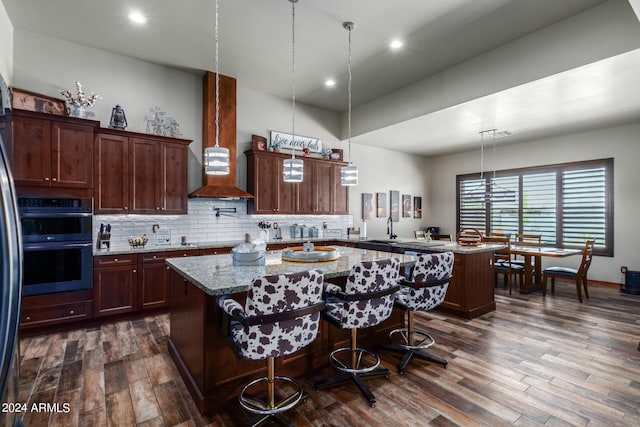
239, 375, 303, 415
329, 347, 381, 374
389, 327, 435, 351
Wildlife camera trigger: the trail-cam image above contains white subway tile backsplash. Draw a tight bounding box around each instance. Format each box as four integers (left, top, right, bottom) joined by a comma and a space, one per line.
94, 199, 353, 252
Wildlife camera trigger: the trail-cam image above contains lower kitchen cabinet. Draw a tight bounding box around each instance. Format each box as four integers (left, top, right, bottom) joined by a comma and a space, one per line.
93, 254, 138, 317
19, 290, 93, 329
138, 250, 202, 310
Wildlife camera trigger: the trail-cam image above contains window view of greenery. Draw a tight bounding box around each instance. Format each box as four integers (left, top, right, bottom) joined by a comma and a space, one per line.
457, 158, 612, 256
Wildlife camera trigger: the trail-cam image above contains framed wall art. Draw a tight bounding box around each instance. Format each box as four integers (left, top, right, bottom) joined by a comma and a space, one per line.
413, 196, 422, 219
251, 134, 267, 151
362, 193, 374, 219
402, 194, 411, 218
376, 192, 387, 217
390, 190, 400, 222
11, 88, 67, 116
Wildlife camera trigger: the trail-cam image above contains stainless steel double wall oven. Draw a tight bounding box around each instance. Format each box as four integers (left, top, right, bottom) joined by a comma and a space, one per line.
18, 197, 93, 296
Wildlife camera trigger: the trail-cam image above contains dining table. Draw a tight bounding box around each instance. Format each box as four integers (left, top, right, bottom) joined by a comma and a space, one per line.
510, 245, 582, 293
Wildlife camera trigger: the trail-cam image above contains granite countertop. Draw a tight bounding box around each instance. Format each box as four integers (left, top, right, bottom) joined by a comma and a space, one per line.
166, 246, 418, 296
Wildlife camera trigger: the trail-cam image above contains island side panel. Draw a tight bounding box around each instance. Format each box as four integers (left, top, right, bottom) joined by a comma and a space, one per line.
438, 250, 495, 319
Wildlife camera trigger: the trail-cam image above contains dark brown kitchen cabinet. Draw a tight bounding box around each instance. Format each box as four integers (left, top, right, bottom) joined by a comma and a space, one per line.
94, 129, 191, 214
93, 254, 137, 317
298, 161, 332, 214
19, 290, 93, 330
246, 149, 349, 215
12, 111, 95, 190
246, 150, 296, 214
137, 250, 201, 310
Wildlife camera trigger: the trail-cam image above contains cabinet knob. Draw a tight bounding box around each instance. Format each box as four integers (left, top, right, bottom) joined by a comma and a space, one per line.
69, 310, 75, 315
166, 266, 170, 270
26, 316, 31, 321
133, 269, 137, 273
183, 253, 187, 257
124, 206, 129, 209
153, 255, 157, 259
44, 177, 50, 181
156, 207, 160, 210
114, 258, 119, 262
52, 177, 57, 181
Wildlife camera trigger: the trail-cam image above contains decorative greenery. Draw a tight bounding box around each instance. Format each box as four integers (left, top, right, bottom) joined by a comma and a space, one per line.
60, 81, 101, 107
144, 106, 182, 137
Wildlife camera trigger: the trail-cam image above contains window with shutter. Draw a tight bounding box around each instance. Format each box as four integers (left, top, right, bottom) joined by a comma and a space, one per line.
456, 158, 612, 256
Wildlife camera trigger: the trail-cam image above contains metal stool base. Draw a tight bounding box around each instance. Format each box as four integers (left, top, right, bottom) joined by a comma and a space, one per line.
383, 327, 447, 374
316, 346, 388, 407
239, 375, 303, 426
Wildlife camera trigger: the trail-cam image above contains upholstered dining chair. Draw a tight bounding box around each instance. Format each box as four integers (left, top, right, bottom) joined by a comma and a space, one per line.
542, 240, 594, 303
384, 252, 454, 374
484, 236, 523, 294
218, 269, 325, 426
315, 258, 400, 407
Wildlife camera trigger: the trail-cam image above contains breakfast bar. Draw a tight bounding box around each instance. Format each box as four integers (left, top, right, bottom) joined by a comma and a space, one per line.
165, 246, 417, 415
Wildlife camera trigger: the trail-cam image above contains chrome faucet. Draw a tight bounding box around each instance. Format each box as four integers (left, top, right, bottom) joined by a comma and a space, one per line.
387, 215, 397, 240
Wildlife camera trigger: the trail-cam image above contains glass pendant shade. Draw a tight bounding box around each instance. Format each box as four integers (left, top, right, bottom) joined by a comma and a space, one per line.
283, 158, 303, 183
204, 146, 230, 175
340, 164, 358, 186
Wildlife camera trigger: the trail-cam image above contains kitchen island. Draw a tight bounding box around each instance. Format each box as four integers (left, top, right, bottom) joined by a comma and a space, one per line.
165, 246, 417, 415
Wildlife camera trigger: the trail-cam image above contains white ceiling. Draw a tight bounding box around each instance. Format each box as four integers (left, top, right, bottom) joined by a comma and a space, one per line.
4, 0, 640, 156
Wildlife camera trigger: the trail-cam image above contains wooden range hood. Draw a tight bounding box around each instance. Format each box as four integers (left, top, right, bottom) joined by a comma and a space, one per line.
189, 72, 254, 199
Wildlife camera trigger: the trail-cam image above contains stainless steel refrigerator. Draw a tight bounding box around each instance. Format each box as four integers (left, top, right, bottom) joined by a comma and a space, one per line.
0, 110, 24, 426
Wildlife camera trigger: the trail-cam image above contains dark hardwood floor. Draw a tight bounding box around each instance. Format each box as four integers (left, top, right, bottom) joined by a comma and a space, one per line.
18, 282, 640, 426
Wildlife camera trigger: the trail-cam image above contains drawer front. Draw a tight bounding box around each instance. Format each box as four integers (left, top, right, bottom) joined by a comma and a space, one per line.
141, 250, 200, 263
20, 300, 92, 328
199, 247, 232, 256
94, 254, 137, 267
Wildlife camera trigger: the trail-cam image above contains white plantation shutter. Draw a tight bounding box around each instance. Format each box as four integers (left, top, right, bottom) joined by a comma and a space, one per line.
457, 159, 612, 256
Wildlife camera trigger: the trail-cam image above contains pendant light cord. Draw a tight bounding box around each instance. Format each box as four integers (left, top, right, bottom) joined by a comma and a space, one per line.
347, 24, 352, 165
214, 0, 220, 148
290, 0, 296, 160
479, 130, 485, 180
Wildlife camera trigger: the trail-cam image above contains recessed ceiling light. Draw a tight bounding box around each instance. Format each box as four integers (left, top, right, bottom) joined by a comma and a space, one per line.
390, 40, 403, 49
128, 11, 147, 24
325, 79, 336, 87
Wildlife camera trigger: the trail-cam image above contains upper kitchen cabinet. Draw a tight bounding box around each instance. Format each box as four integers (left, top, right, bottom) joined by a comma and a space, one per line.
94, 129, 191, 215
12, 110, 96, 193
246, 149, 349, 215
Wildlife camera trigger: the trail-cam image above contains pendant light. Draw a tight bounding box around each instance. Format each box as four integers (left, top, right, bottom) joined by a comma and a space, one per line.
464, 129, 515, 203
283, 0, 304, 183
204, 0, 230, 175
341, 21, 358, 186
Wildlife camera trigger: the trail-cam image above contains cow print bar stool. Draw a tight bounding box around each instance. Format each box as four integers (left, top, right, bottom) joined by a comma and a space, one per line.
384, 252, 454, 374
315, 258, 400, 407
218, 269, 325, 427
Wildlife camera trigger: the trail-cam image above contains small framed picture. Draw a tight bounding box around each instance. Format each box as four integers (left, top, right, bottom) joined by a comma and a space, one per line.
402, 194, 411, 217
251, 134, 267, 151
376, 192, 387, 217
330, 149, 343, 161
362, 193, 374, 219
413, 196, 422, 219
11, 88, 67, 116
390, 191, 400, 222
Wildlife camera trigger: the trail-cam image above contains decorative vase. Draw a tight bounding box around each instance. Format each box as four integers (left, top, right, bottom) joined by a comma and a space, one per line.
71, 105, 87, 118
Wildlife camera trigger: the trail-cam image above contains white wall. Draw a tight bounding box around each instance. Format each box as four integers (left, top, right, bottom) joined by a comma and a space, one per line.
429, 121, 640, 283
12, 29, 203, 189
0, 1, 13, 84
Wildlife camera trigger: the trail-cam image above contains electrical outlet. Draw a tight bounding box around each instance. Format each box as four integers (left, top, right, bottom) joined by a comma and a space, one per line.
621, 266, 628, 274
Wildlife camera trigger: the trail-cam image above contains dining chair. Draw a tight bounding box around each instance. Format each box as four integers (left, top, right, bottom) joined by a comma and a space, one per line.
484, 236, 523, 295
512, 233, 542, 267
315, 258, 400, 407
542, 240, 594, 303
414, 230, 426, 239
456, 228, 483, 246
217, 269, 325, 426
